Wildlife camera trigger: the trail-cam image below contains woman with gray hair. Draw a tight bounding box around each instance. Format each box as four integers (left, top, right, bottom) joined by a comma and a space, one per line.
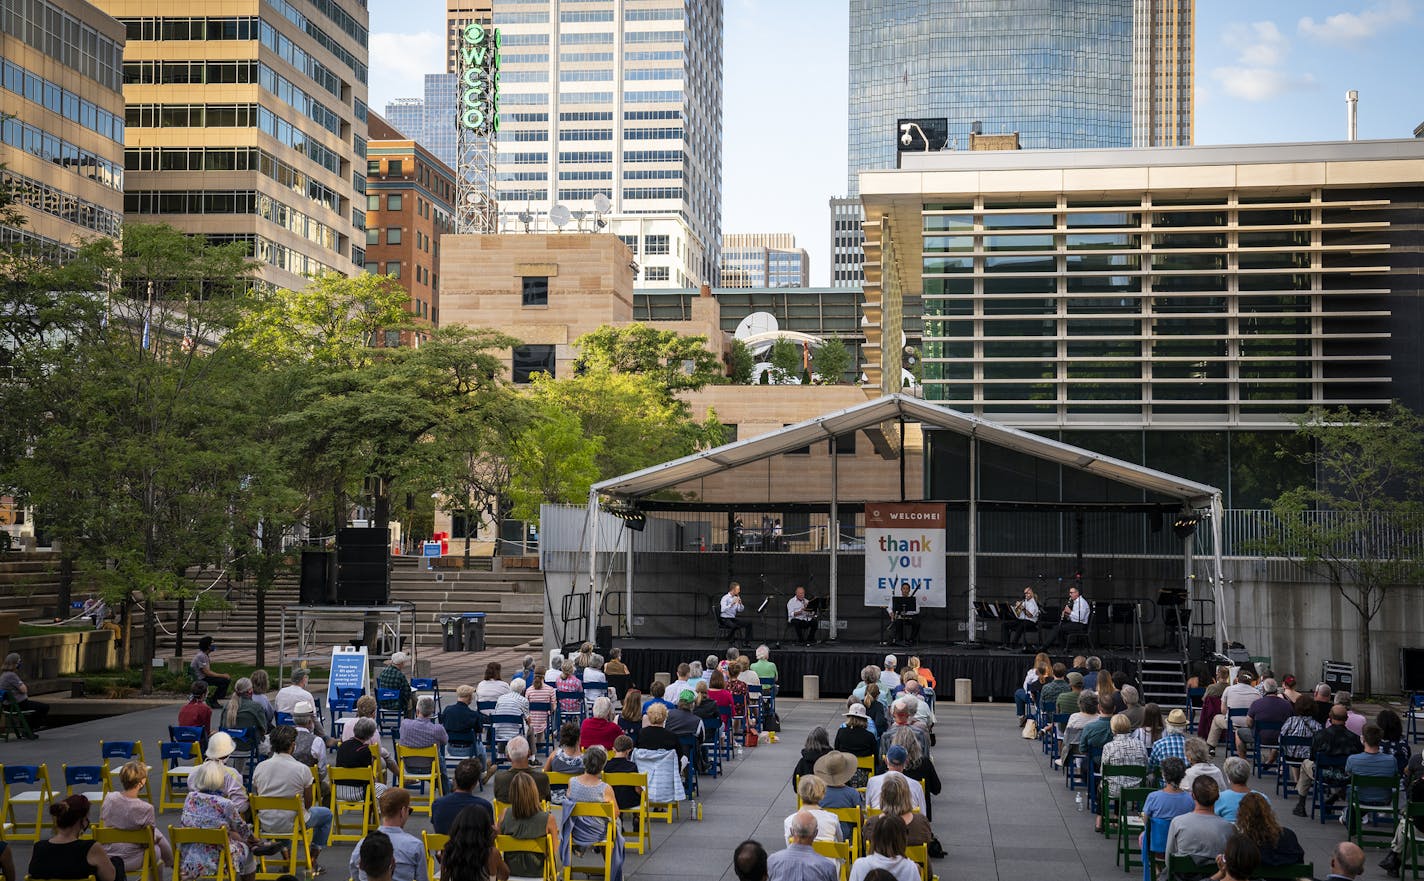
887, 725, 941, 819
223, 677, 269, 752
580, 696, 622, 750
181, 761, 266, 881
493, 677, 530, 745
1120, 684, 1144, 728
334, 718, 389, 803
0, 651, 48, 732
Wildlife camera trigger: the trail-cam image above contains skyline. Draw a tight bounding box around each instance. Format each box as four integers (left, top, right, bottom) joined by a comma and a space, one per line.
369, 0, 1424, 287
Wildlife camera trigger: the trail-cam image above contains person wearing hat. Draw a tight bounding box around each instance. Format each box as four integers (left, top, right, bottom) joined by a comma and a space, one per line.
1149, 708, 1191, 777
187, 731, 250, 814
178, 679, 215, 739
189, 636, 230, 708
865, 745, 926, 814
814, 751, 865, 841
291, 700, 329, 775
376, 651, 413, 718
834, 704, 880, 780
1056, 671, 1086, 715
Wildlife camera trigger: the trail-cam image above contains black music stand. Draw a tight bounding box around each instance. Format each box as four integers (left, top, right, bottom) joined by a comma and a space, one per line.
891, 596, 920, 645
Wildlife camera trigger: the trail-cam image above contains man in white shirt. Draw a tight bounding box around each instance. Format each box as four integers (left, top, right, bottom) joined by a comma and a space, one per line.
864, 745, 926, 813
252, 725, 334, 872
1045, 585, 1090, 649
719, 582, 748, 641
886, 585, 921, 645
664, 663, 695, 703
1208, 670, 1262, 757
275, 669, 316, 715
786, 586, 815, 645
878, 656, 902, 694
1005, 586, 1041, 648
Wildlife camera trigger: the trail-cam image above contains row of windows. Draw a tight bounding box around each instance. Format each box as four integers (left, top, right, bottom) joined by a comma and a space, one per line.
624, 90, 682, 103
125, 190, 341, 253
0, 116, 122, 192
206, 231, 343, 279
123, 59, 256, 86
125, 147, 343, 215
0, 168, 122, 237
258, 17, 343, 99
624, 187, 683, 200
2, 59, 124, 145
0, 0, 124, 91
0, 223, 75, 260
923, 209, 1316, 232
558, 52, 611, 63
502, 33, 549, 46
624, 169, 682, 180
124, 104, 342, 176
626, 8, 683, 20
294, 0, 365, 47
625, 31, 684, 43
262, 0, 367, 84
558, 69, 611, 82
559, 9, 613, 22
503, 53, 550, 64
624, 109, 682, 121
624, 68, 683, 80
557, 31, 611, 44
258, 64, 343, 135
625, 127, 682, 139
118, 14, 256, 41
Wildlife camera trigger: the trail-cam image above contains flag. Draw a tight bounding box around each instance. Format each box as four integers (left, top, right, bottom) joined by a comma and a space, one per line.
141, 316, 150, 350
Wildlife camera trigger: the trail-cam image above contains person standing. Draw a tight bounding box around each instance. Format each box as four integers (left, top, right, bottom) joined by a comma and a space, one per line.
719, 582, 748, 641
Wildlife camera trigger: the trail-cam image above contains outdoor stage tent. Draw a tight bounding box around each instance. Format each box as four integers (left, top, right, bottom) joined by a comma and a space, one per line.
583, 393, 1229, 652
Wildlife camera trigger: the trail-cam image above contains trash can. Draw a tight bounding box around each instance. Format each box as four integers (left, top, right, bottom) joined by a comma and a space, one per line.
463, 612, 487, 652
440, 616, 464, 653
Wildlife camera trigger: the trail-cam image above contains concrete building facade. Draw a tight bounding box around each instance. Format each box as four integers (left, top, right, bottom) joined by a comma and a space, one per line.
364, 113, 456, 344
0, 0, 126, 257
102, 0, 370, 289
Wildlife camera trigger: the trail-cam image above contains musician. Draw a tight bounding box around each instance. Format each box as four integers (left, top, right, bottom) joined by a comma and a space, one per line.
786, 585, 815, 645
719, 581, 749, 641
1004, 585, 1041, 648
887, 584, 921, 645
1045, 585, 1090, 649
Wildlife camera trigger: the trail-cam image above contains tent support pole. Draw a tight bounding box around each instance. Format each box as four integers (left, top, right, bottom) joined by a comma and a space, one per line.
1211, 495, 1229, 653
586, 490, 599, 645
898, 417, 907, 502
829, 445, 839, 641
967, 434, 978, 643
624, 524, 634, 638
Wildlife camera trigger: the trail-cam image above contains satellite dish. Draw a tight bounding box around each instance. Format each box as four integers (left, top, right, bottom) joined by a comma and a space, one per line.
464, 192, 479, 204
549, 204, 572, 229
734, 311, 779, 340
592, 193, 611, 214
517, 210, 532, 224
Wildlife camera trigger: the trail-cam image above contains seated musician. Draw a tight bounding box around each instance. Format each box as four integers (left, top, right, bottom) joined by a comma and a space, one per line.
1005, 586, 1041, 648
887, 585, 921, 645
787, 585, 816, 645
1044, 585, 1090, 649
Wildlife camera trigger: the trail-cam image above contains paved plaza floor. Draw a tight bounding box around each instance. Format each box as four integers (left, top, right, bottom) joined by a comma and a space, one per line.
2, 698, 1358, 880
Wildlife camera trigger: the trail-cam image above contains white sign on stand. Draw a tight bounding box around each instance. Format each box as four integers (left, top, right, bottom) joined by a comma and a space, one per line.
327, 645, 369, 706
863, 502, 947, 608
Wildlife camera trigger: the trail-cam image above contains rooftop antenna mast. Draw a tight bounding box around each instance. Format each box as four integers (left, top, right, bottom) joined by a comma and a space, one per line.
455, 21, 500, 234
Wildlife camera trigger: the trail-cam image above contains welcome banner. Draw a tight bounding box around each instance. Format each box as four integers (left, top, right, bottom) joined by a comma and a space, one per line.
863, 502, 947, 608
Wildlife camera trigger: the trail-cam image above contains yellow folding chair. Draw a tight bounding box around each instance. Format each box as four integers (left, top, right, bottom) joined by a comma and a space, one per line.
855, 755, 875, 792
603, 771, 649, 854
396, 744, 442, 815
169, 825, 238, 881
159, 742, 202, 813
905, 843, 936, 881
2, 763, 54, 842
562, 802, 616, 881
328, 766, 376, 843
826, 806, 863, 856
811, 840, 852, 881
93, 826, 159, 881
492, 800, 512, 824
248, 795, 314, 879
422, 831, 449, 881
496, 834, 558, 881
100, 741, 150, 803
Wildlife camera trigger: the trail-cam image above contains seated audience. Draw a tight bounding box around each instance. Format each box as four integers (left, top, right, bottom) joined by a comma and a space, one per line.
813, 752, 864, 841
733, 840, 768, 881
1244, 678, 1293, 764
177, 680, 215, 740
357, 832, 393, 881
1213, 756, 1260, 821
783, 775, 841, 842
554, 661, 585, 717
1336, 692, 1366, 736
525, 672, 558, 748
397, 697, 451, 789
376, 653, 413, 718
1165, 777, 1233, 864
1375, 708, 1412, 775
1233, 792, 1303, 868
580, 696, 623, 750
1329, 842, 1366, 881
865, 745, 925, 814
513, 655, 537, 688
1214, 832, 1261, 881
1311, 682, 1334, 726
274, 668, 315, 715
1294, 703, 1363, 817
1279, 694, 1323, 793
848, 810, 918, 881
641, 680, 673, 715
707, 672, 735, 714
751, 645, 778, 688
492, 678, 531, 746
252, 725, 335, 874
495, 773, 557, 879
440, 804, 508, 881
188, 731, 250, 814
1134, 703, 1164, 751
1141, 757, 1193, 864
335, 719, 390, 803
101, 760, 174, 875
542, 721, 584, 801
768, 812, 837, 881
431, 758, 493, 836
1120, 685, 1144, 728
348, 789, 426, 881
635, 702, 685, 759
1208, 670, 1261, 757
1181, 736, 1228, 792
666, 692, 705, 743
492, 737, 552, 804
566, 747, 618, 849
793, 727, 833, 783
222, 677, 269, 752
834, 705, 879, 786
1345, 723, 1401, 817
476, 662, 511, 704
249, 669, 277, 727
1098, 713, 1149, 831
604, 735, 643, 820
440, 685, 485, 760
883, 728, 939, 818
29, 795, 119, 881
862, 776, 931, 847
604, 647, 628, 677
182, 763, 268, 881
618, 689, 644, 738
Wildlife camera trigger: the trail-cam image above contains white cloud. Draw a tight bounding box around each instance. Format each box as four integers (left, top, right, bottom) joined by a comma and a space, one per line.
1299, 0, 1414, 43
1222, 20, 1289, 67
1211, 66, 1317, 102
368, 31, 442, 107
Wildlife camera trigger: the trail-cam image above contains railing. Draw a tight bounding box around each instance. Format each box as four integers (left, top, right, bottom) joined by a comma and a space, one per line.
1221, 508, 1424, 558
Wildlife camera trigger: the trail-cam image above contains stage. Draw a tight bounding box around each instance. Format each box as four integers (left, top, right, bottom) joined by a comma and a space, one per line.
615, 637, 1183, 702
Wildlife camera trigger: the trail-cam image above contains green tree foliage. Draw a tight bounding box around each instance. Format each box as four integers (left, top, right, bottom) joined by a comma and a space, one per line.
812, 338, 853, 385
508, 406, 602, 522
232, 272, 411, 368
572, 323, 725, 394
767, 338, 804, 384
727, 338, 755, 385
1252, 404, 1424, 694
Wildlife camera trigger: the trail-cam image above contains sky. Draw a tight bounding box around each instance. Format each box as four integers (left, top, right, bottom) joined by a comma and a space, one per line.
367, 1, 1424, 287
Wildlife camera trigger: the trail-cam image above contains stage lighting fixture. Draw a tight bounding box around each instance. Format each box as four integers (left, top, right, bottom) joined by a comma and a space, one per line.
1172, 513, 1201, 539
604, 502, 646, 531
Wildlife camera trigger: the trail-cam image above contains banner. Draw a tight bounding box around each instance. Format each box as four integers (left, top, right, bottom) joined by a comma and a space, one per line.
863, 502, 947, 608
327, 646, 369, 706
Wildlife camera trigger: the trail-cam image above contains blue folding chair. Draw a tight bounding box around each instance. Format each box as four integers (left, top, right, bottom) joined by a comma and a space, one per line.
1252, 720, 1283, 779
1310, 752, 1350, 823
1408, 693, 1424, 744
529, 700, 555, 758
1186, 687, 1205, 727
1276, 734, 1313, 798
718, 705, 736, 761
220, 727, 257, 788
376, 689, 404, 740
486, 713, 527, 769
699, 714, 723, 777
411, 678, 441, 712
556, 689, 586, 727
274, 712, 295, 727
168, 726, 204, 744
677, 734, 701, 801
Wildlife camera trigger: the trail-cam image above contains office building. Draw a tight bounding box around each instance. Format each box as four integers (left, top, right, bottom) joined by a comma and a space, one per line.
0, 0, 126, 257
382, 74, 459, 171
859, 138, 1424, 506
719, 233, 809, 288
829, 197, 865, 288
102, 0, 370, 289
384, 97, 424, 140
492, 0, 724, 286
445, 0, 491, 74
364, 113, 456, 344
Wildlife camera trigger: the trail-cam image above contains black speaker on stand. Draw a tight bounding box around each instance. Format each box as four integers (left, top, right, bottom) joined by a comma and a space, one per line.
299, 549, 335, 605
337, 527, 391, 605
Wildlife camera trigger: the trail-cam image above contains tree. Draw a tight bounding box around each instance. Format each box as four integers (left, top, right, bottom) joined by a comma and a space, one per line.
232, 272, 411, 369
507, 406, 602, 521
767, 338, 803, 384
727, 339, 755, 385
572, 323, 725, 394
1252, 404, 1424, 694
812, 338, 853, 385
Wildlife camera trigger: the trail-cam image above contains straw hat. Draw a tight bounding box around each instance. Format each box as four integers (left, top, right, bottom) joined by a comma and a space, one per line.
843, 703, 870, 721
206, 731, 235, 760
812, 751, 857, 787
1166, 708, 1189, 727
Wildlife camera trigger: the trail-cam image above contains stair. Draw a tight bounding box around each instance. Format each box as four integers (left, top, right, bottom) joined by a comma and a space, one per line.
0, 552, 63, 620
1138, 657, 1190, 712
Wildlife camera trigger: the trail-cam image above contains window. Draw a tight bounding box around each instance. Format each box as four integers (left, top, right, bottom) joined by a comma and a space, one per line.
387, 194, 402, 211
643, 266, 669, 281
387, 228, 402, 244
645, 234, 670, 254
367, 160, 379, 175
387, 159, 403, 177
512, 345, 555, 383
522, 275, 549, 306
834, 432, 857, 455
366, 194, 379, 210
384, 330, 401, 347
363, 261, 378, 274
365, 228, 379, 245
386, 262, 401, 279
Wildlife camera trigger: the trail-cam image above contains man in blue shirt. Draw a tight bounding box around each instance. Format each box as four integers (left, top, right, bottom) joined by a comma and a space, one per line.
349, 788, 428, 881
1346, 724, 1400, 810
430, 759, 493, 835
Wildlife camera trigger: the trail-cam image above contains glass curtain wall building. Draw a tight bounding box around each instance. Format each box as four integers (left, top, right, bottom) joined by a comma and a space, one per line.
492, 0, 723, 285
720, 233, 809, 288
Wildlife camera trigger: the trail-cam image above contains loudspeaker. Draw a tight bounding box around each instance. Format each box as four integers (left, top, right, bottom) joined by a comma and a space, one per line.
337, 527, 390, 606
1402, 648, 1424, 693
596, 625, 612, 654
299, 550, 334, 605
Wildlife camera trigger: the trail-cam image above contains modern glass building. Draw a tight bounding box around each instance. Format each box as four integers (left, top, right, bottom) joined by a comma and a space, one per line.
383, 74, 459, 171
491, 0, 724, 285
720, 233, 809, 288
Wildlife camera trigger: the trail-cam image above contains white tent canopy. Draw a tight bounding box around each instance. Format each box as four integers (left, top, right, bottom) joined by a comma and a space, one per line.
584, 394, 1228, 650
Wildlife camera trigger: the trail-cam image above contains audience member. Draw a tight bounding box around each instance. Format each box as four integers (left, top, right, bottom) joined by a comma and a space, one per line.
1208, 670, 1261, 757
543, 721, 585, 799
431, 758, 493, 836
30, 795, 118, 881
555, 661, 584, 717
882, 699, 931, 759
1233, 792, 1303, 868
1328, 841, 1365, 880
274, 669, 315, 715
768, 812, 838, 881
1295, 704, 1363, 817
1098, 670, 1125, 715
1141, 757, 1193, 864
1336, 692, 1366, 736
1083, 656, 1102, 691
492, 678, 530, 746
1312, 682, 1334, 726
475, 662, 511, 704
834, 705, 879, 786
1098, 713, 1149, 832
707, 671, 735, 715
862, 776, 931, 848
865, 745, 925, 814
1039, 663, 1069, 714
783, 775, 842, 842
813, 752, 864, 841
512, 655, 536, 688
335, 718, 391, 802
1213, 756, 1259, 821
641, 680, 674, 715
1165, 777, 1233, 863
1134, 703, 1164, 751
100, 760, 173, 875
222, 677, 269, 752
1182, 737, 1228, 792
1344, 723, 1400, 819
793, 727, 833, 782
249, 669, 277, 727
398, 697, 451, 789
1243, 678, 1292, 764
349, 789, 427, 881
1280, 675, 1302, 705
1078, 691, 1116, 756
666, 692, 704, 743
566, 747, 618, 849
580, 696, 623, 750
751, 645, 779, 686
189, 636, 230, 707
1121, 685, 1144, 728
495, 773, 557, 878
1376, 708, 1412, 775
604, 735, 643, 821
635, 703, 684, 758
182, 762, 267, 881
1279, 694, 1322, 796
847, 811, 917, 881
441, 685, 486, 760
188, 732, 249, 814
665, 663, 696, 705
177, 680, 214, 739
357, 832, 394, 881
525, 671, 558, 747
1149, 709, 1189, 774
618, 689, 644, 737
733, 840, 768, 881
491, 737, 552, 804
441, 804, 508, 881
1213, 832, 1261, 881
290, 701, 328, 779
604, 647, 629, 677
252, 725, 334, 874
376, 653, 413, 718
1057, 672, 1086, 715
